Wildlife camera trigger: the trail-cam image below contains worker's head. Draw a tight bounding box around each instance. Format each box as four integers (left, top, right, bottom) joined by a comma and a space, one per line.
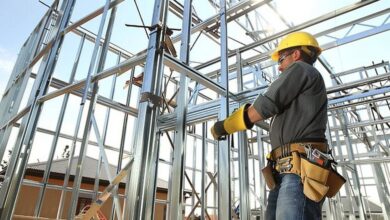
271, 32, 321, 72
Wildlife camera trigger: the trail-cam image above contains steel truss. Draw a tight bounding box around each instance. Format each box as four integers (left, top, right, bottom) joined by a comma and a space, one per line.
0, 0, 390, 219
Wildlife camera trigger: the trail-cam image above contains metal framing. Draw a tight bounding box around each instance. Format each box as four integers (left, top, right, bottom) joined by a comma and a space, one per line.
1, 0, 390, 219
168, 0, 192, 219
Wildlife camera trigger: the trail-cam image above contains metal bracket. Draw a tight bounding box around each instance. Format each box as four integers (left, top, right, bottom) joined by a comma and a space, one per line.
140, 92, 163, 108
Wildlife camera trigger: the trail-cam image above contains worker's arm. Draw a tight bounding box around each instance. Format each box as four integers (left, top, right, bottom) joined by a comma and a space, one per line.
247, 105, 263, 123
210, 63, 310, 140
210, 104, 261, 140
210, 64, 296, 140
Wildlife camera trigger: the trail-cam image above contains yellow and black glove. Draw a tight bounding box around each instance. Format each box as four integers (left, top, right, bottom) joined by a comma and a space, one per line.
211, 104, 254, 140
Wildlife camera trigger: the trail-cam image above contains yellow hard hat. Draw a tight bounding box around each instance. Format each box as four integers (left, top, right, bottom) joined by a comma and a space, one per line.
271, 32, 322, 61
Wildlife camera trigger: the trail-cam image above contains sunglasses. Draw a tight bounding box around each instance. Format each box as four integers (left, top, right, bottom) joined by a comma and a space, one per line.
278, 51, 295, 64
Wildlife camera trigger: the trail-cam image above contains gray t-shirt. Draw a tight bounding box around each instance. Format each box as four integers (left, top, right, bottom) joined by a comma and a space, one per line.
253, 61, 327, 149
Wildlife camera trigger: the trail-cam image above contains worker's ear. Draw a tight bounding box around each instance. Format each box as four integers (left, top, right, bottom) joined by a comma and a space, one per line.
292, 49, 302, 61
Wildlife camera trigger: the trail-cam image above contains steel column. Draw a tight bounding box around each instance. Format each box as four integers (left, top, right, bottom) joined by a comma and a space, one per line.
67, 0, 113, 217
325, 124, 343, 220
0, 0, 76, 219
169, 0, 192, 218
339, 110, 367, 219
217, 0, 232, 219
33, 34, 86, 218
0, 5, 53, 165
125, 0, 169, 219
366, 104, 390, 219
256, 127, 267, 218
236, 51, 250, 220
201, 122, 207, 219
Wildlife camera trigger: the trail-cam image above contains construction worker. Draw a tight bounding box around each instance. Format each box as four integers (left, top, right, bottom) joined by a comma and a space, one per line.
211, 32, 328, 219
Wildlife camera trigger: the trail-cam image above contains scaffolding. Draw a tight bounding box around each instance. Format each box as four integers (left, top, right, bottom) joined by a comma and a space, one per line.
0, 0, 390, 219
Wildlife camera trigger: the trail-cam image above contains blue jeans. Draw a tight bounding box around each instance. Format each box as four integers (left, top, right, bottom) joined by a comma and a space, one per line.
265, 173, 324, 220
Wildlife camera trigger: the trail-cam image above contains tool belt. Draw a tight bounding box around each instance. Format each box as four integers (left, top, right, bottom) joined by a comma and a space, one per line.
261, 142, 346, 202
270, 142, 328, 160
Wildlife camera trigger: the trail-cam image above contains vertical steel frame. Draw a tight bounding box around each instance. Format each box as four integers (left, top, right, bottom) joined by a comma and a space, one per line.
0, 0, 56, 166
169, 0, 192, 219
1, 0, 390, 219
67, 0, 113, 217
33, 33, 86, 218
217, 0, 232, 219
236, 50, 251, 220
0, 0, 76, 218
125, 0, 169, 219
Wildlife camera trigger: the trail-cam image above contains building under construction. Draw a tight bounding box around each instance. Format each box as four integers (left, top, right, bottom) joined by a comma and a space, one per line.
0, 0, 390, 219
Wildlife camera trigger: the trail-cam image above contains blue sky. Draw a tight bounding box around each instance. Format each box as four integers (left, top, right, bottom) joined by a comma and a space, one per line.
0, 0, 47, 97
1, 0, 389, 98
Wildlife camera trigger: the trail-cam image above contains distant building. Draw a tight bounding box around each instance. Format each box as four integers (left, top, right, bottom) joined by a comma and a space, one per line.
1, 156, 169, 219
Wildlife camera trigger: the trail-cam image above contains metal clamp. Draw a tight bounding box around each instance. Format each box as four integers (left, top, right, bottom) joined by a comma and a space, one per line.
140, 92, 163, 108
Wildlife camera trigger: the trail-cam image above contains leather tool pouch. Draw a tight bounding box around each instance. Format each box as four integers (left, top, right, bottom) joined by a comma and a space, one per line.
300, 157, 330, 202
261, 163, 276, 190
290, 151, 301, 175
326, 168, 346, 197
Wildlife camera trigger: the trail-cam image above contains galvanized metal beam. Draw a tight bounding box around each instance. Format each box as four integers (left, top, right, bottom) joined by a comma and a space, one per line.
217, 0, 232, 218
169, 0, 192, 219
0, 0, 76, 219
125, 0, 169, 219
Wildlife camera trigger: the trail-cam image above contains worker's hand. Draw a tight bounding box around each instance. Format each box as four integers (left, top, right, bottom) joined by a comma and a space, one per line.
211, 120, 228, 140
210, 104, 254, 140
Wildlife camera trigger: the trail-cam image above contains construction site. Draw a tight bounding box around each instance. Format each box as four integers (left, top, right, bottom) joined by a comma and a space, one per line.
0, 0, 390, 219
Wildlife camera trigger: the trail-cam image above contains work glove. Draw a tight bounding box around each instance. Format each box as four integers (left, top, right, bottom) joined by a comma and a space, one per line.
211, 104, 254, 140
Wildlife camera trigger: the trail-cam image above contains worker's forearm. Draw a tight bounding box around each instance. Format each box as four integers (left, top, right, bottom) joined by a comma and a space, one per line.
247, 105, 263, 123
210, 104, 254, 139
